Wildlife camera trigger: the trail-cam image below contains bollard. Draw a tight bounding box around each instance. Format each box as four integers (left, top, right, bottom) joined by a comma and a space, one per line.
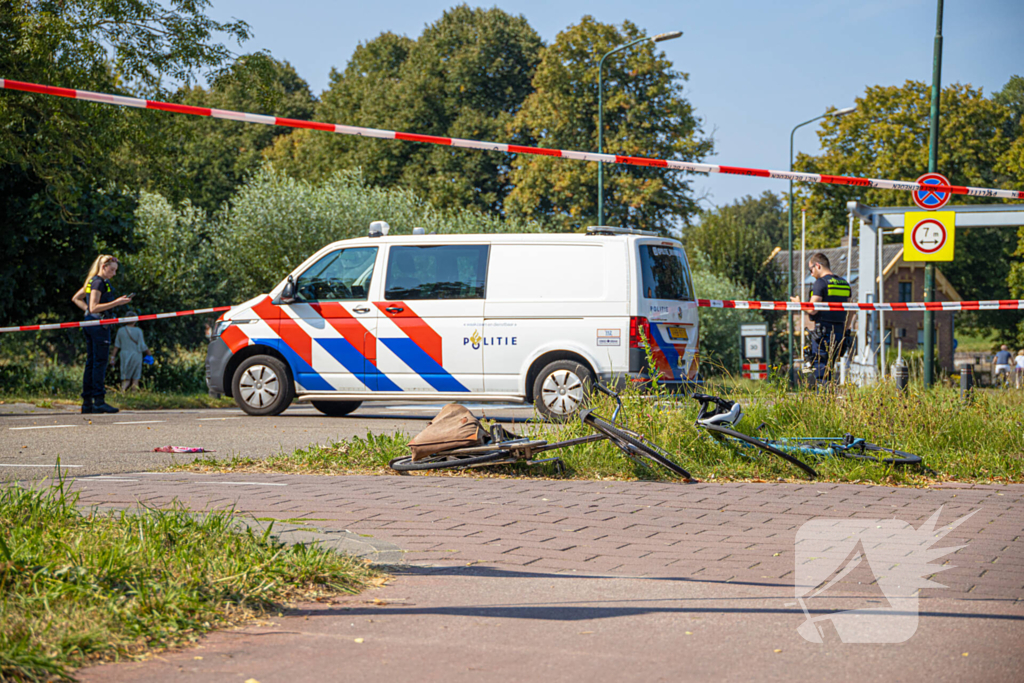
960, 364, 974, 404
891, 340, 909, 395
892, 359, 909, 394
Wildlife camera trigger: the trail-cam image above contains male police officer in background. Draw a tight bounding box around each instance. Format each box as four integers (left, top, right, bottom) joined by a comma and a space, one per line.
791, 253, 852, 384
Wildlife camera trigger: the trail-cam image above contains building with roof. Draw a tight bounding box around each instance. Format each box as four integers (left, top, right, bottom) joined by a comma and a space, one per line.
773, 237, 962, 373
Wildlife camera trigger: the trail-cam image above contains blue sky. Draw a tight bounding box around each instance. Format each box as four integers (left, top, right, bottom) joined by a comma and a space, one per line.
207, 0, 1023, 210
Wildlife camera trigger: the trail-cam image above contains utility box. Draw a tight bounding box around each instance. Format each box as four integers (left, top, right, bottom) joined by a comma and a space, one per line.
740, 323, 769, 380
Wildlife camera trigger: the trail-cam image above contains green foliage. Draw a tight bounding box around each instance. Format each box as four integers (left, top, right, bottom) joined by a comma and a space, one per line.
1, 0, 259, 331
0, 475, 379, 680
2, 0, 256, 201
505, 16, 713, 234
795, 79, 1024, 342
138, 58, 316, 212
0, 172, 137, 327
266, 5, 543, 215
684, 191, 787, 302
211, 165, 540, 301
689, 253, 763, 374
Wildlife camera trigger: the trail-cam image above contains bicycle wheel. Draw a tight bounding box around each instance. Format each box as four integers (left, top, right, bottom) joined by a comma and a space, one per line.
580, 409, 696, 482
834, 437, 923, 466
388, 450, 512, 472
702, 424, 818, 479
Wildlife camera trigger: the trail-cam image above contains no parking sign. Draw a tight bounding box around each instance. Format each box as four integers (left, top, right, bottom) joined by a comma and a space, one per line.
904, 211, 955, 261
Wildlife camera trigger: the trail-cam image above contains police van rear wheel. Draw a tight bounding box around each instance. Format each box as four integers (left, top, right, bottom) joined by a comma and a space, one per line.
232, 355, 293, 416
533, 360, 593, 421
312, 400, 362, 417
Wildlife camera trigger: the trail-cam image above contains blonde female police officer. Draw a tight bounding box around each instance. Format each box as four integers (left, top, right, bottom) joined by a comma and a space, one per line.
72, 255, 133, 413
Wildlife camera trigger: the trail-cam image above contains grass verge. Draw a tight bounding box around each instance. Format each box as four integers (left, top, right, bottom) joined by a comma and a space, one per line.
0, 472, 384, 682
172, 379, 1024, 487
1, 391, 234, 411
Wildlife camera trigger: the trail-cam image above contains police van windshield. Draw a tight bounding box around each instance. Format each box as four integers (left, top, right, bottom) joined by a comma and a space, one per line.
639, 244, 693, 301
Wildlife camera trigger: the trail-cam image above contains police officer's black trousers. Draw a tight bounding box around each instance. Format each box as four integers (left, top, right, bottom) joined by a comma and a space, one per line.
82, 323, 110, 402
809, 323, 847, 384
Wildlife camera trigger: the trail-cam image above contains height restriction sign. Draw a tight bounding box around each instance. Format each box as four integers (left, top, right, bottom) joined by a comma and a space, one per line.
904, 211, 955, 261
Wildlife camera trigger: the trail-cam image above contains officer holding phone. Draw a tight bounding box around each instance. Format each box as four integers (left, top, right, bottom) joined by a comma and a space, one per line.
72, 255, 133, 413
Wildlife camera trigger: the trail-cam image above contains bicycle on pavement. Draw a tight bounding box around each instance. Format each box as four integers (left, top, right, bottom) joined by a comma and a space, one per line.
388, 383, 697, 482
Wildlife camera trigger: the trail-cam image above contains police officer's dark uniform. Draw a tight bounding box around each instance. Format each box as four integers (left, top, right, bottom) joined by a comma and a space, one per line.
807, 272, 851, 383
83, 275, 119, 413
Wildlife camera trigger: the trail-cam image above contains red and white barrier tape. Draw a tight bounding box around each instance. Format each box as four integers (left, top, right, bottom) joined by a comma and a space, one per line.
4, 299, 1020, 334
694, 299, 1024, 312
2, 78, 1021, 200
0, 307, 231, 334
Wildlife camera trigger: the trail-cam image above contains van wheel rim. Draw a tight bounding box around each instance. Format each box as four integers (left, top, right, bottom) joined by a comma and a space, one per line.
541, 369, 584, 415
239, 365, 279, 408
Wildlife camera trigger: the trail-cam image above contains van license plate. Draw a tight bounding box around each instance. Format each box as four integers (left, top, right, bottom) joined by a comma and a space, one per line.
668, 327, 688, 340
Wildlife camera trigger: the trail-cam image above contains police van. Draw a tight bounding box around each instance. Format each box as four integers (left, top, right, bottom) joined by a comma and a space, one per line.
206, 224, 699, 419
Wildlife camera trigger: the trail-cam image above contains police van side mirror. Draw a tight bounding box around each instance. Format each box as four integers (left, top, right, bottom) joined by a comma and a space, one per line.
277, 275, 296, 303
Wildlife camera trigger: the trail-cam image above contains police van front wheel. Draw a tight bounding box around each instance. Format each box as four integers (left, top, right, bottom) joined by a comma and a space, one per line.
533, 360, 593, 422
232, 355, 293, 416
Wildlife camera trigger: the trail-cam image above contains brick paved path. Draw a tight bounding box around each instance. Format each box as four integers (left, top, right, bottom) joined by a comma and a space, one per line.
58, 473, 1024, 682
67, 473, 1024, 599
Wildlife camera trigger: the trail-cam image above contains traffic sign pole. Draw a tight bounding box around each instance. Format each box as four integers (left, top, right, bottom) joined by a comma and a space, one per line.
924, 0, 944, 389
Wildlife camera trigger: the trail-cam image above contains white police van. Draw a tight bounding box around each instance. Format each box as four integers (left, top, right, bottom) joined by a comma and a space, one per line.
206, 224, 699, 419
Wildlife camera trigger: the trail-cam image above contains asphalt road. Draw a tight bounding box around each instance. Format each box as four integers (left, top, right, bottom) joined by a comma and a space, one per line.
0, 400, 536, 478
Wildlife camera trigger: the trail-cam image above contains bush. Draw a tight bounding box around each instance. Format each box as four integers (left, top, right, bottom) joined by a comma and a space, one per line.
211, 165, 540, 301
689, 252, 763, 375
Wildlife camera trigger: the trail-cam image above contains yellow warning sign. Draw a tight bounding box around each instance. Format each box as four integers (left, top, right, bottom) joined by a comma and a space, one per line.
904, 211, 955, 261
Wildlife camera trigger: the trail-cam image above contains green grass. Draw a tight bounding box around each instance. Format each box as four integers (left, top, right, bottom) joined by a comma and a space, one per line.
0, 471, 384, 682
172, 379, 1024, 486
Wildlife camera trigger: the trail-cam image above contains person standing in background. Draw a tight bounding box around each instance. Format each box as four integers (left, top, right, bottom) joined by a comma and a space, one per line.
1014, 348, 1024, 390
72, 255, 133, 413
993, 344, 1013, 388
111, 312, 148, 391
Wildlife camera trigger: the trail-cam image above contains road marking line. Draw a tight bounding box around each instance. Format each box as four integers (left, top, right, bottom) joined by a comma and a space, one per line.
197, 417, 243, 421
196, 481, 288, 486
9, 424, 78, 430
112, 420, 166, 425
0, 463, 82, 467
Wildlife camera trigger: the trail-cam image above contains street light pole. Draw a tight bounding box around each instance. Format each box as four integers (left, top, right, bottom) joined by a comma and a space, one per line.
787, 105, 856, 386
597, 31, 682, 226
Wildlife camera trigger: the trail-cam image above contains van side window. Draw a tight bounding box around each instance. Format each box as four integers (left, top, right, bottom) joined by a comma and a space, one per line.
294, 247, 378, 302
385, 245, 489, 300
639, 245, 693, 301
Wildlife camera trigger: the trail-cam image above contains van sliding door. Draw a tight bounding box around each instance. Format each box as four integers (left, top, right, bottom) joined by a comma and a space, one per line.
374, 244, 488, 394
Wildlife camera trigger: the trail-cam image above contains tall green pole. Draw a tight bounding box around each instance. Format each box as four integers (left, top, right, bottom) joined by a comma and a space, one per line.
923, 0, 944, 388
598, 37, 649, 227
597, 32, 681, 226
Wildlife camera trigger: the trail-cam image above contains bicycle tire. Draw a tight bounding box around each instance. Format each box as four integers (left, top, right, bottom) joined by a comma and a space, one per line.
702, 424, 818, 479
388, 450, 512, 471
834, 438, 923, 466
581, 409, 696, 482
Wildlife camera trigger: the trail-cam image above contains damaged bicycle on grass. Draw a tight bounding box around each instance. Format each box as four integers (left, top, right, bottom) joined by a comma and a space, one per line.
388, 383, 697, 482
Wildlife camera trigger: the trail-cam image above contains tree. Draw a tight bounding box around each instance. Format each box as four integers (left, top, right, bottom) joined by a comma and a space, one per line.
266, 5, 543, 215
683, 192, 787, 302
794, 79, 1024, 340
139, 58, 316, 212
505, 16, 713, 234
0, 0, 257, 326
